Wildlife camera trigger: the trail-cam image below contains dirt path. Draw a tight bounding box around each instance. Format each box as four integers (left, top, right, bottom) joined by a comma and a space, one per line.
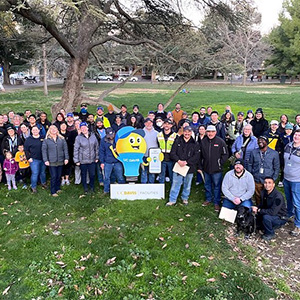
226, 221, 300, 299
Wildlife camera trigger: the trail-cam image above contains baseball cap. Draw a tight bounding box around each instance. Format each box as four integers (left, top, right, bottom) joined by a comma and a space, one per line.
105, 127, 115, 137
183, 125, 192, 132
270, 120, 279, 125
237, 112, 244, 116
67, 113, 74, 117
164, 118, 173, 124
144, 118, 153, 123
97, 106, 104, 111
80, 122, 88, 127
206, 125, 216, 131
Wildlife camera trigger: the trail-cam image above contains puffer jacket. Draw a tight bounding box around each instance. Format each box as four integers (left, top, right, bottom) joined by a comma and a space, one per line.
42, 137, 69, 165
73, 132, 99, 164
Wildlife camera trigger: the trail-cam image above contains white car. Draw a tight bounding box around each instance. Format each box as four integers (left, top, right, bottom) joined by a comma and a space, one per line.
95, 74, 113, 81
118, 74, 138, 82
156, 75, 175, 82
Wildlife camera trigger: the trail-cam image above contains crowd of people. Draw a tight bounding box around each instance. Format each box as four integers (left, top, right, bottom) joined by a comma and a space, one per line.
0, 102, 299, 240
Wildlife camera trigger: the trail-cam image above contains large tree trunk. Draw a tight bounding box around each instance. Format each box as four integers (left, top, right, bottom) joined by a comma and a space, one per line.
51, 56, 88, 117
2, 60, 11, 85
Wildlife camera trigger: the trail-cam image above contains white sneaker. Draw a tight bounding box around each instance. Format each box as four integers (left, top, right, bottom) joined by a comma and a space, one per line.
165, 177, 170, 182
196, 182, 200, 186
61, 179, 65, 186
65, 179, 70, 185
278, 181, 283, 188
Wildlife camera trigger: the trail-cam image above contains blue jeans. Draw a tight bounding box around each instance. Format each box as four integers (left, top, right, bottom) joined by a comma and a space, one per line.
96, 161, 104, 183
49, 165, 63, 194
258, 214, 287, 235
80, 163, 96, 192
159, 161, 174, 183
103, 162, 125, 193
141, 166, 155, 184
30, 159, 46, 189
169, 172, 193, 203
222, 198, 253, 210
284, 179, 300, 227
204, 172, 223, 205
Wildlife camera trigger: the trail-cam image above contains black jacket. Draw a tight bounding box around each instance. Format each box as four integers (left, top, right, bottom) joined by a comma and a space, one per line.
2, 134, 23, 156
170, 135, 200, 174
250, 118, 269, 138
259, 188, 287, 218
199, 135, 229, 174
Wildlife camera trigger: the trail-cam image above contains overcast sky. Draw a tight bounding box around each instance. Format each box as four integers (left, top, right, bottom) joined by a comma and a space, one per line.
254, 0, 283, 34
183, 0, 284, 35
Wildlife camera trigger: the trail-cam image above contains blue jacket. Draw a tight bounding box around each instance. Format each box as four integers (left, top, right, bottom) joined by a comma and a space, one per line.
248, 147, 280, 183
231, 135, 258, 170
99, 137, 119, 164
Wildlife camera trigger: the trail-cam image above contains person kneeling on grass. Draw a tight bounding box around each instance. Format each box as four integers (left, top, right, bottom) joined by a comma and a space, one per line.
221, 159, 255, 210
252, 177, 287, 241
166, 126, 200, 206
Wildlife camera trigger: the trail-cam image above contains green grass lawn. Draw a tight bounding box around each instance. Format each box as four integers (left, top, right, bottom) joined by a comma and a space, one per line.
0, 83, 299, 299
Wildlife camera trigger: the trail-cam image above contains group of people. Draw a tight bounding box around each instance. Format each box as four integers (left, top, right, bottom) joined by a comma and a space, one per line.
0, 102, 299, 240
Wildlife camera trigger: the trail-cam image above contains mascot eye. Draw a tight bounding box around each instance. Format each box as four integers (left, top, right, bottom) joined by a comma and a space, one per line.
129, 137, 135, 144
136, 137, 141, 143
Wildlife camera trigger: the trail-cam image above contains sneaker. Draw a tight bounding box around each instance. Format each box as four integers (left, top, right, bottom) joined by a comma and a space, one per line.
61, 179, 66, 186
214, 204, 221, 212
8, 186, 11, 191
202, 201, 211, 207
262, 234, 275, 241
52, 193, 59, 197
57, 189, 62, 194
182, 200, 188, 206
65, 179, 70, 186
41, 184, 48, 189
290, 226, 300, 236
196, 182, 200, 186
13, 186, 17, 190
166, 202, 176, 206
22, 184, 28, 189
278, 181, 283, 188
99, 182, 104, 186
31, 187, 37, 193
165, 177, 170, 182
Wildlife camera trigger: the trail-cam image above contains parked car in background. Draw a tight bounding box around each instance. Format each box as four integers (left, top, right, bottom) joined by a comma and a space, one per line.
24, 75, 39, 83
155, 75, 175, 82
118, 74, 138, 82
94, 74, 113, 81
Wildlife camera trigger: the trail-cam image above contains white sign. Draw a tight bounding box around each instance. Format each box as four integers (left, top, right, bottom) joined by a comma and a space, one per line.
110, 184, 165, 200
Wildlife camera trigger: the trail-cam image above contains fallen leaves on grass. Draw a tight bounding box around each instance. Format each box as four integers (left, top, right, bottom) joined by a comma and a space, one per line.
185, 244, 189, 249
56, 261, 67, 268
162, 243, 167, 249
105, 257, 116, 266
136, 272, 144, 277
220, 272, 228, 278
158, 236, 164, 241
2, 285, 11, 295
207, 278, 216, 282
191, 261, 200, 267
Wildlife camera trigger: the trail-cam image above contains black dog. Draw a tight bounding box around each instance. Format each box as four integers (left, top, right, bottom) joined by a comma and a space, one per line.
236, 206, 256, 238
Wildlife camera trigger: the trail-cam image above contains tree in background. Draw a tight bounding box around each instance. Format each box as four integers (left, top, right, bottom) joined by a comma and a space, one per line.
0, 12, 35, 84
267, 0, 300, 82
201, 2, 269, 85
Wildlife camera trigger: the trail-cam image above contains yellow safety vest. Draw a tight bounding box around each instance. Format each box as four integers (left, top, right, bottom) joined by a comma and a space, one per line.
94, 115, 111, 128
157, 131, 177, 153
